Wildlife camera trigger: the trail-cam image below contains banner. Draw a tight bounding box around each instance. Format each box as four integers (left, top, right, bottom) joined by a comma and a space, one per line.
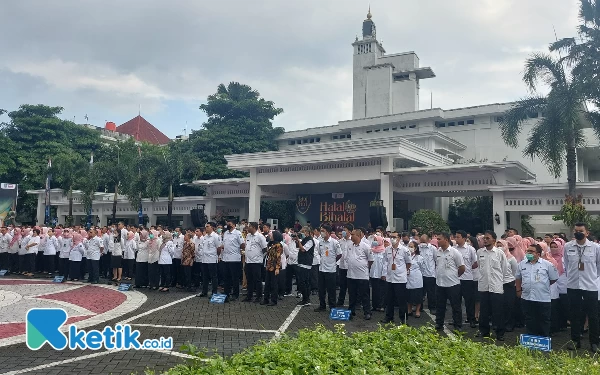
0, 183, 18, 226
295, 192, 379, 228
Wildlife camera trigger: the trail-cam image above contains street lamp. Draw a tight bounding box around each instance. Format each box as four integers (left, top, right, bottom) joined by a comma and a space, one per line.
494, 212, 501, 225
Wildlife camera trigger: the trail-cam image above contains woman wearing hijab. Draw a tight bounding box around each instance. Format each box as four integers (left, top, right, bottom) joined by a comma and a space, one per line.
68, 233, 85, 281
59, 229, 72, 280
54, 228, 63, 275
44, 228, 59, 276
8, 227, 21, 274
550, 239, 569, 333
406, 240, 425, 318
370, 235, 387, 312
497, 239, 518, 332
19, 228, 31, 275
512, 235, 526, 262
147, 229, 161, 290
122, 231, 137, 281
158, 231, 175, 292
135, 230, 149, 288
80, 229, 89, 279
262, 230, 284, 306
36, 227, 48, 273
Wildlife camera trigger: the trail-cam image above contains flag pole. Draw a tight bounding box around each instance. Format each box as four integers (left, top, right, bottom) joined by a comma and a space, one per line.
45, 159, 52, 226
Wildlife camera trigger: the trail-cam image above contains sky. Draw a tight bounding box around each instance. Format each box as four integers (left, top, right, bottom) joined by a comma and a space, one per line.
0, 0, 581, 138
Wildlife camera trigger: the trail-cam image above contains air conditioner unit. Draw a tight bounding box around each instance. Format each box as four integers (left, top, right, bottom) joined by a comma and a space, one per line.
267, 218, 279, 230
393, 218, 405, 232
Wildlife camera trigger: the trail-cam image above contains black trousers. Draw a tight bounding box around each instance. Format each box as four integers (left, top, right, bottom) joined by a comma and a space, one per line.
551, 294, 569, 332
0, 252, 8, 271
522, 299, 551, 337
26, 253, 35, 273
568, 288, 599, 344
10, 253, 19, 273
285, 264, 298, 294
36, 251, 44, 272
148, 262, 160, 288
182, 265, 192, 288
278, 268, 286, 296
245, 263, 263, 300
503, 281, 516, 330
171, 258, 182, 286
348, 278, 371, 316
135, 262, 148, 287
59, 257, 69, 278
310, 265, 319, 291
296, 266, 311, 303
223, 261, 242, 297
69, 260, 81, 280
218, 260, 226, 286
123, 259, 134, 278
18, 254, 25, 273
45, 254, 55, 274
371, 277, 387, 309
460, 280, 477, 323
318, 271, 337, 308
385, 282, 408, 322
100, 254, 111, 278
88, 259, 99, 283
201, 263, 218, 295
192, 262, 202, 287
423, 276, 437, 310
80, 257, 87, 278
435, 284, 462, 328
337, 268, 348, 305
264, 270, 279, 304
479, 291, 505, 337
159, 264, 171, 287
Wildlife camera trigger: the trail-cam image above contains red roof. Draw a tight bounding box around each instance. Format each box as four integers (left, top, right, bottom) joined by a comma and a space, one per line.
116, 115, 170, 145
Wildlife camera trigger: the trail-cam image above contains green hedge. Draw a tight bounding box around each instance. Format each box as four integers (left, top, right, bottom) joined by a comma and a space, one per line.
151, 325, 599, 375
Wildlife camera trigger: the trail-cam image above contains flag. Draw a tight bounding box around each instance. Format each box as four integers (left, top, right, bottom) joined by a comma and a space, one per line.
44, 159, 51, 225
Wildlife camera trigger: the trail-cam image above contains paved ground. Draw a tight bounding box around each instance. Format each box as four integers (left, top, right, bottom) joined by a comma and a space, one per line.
0, 274, 591, 375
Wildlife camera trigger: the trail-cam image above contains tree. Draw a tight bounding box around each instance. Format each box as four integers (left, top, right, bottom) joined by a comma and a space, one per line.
447, 196, 493, 234
189, 82, 284, 179
499, 52, 588, 198
51, 152, 89, 225
410, 209, 450, 236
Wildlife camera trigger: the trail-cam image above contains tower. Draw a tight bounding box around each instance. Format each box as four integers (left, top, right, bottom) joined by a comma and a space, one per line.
351, 9, 435, 120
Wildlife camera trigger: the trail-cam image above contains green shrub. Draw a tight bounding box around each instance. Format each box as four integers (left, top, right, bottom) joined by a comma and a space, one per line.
410, 209, 450, 235
151, 325, 600, 375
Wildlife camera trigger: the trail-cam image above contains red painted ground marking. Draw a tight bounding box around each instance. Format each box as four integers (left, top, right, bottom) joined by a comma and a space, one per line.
0, 315, 90, 339
38, 285, 126, 314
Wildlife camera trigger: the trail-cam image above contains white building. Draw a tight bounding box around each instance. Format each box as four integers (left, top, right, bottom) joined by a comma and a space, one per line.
28, 11, 600, 235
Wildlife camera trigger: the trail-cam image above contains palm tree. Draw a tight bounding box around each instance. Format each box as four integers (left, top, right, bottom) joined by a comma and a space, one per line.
499, 52, 588, 198
51, 152, 88, 225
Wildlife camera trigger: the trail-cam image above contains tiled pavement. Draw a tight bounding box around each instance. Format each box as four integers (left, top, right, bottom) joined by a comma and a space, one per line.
0, 274, 592, 375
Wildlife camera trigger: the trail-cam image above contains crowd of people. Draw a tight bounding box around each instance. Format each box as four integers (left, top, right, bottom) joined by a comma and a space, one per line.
0, 219, 599, 352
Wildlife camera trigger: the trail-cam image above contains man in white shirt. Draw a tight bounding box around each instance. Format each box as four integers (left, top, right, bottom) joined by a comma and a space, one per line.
243, 222, 268, 303
419, 234, 438, 313
172, 227, 184, 288
347, 228, 374, 320
0, 227, 12, 272
314, 225, 342, 312
564, 222, 600, 352
434, 232, 465, 331
336, 224, 354, 307
86, 228, 104, 284
198, 222, 222, 297
476, 230, 508, 341
222, 220, 245, 301
455, 230, 479, 328
24, 228, 41, 276
192, 228, 204, 289
101, 227, 113, 279
381, 231, 412, 324
311, 228, 321, 295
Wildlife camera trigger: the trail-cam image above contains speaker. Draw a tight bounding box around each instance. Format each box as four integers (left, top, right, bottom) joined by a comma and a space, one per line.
369, 205, 388, 230
190, 208, 207, 228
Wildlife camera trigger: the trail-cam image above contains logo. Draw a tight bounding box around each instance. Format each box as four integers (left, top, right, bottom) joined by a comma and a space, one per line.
0, 183, 16, 189
344, 200, 357, 214
26, 308, 172, 351
296, 195, 311, 214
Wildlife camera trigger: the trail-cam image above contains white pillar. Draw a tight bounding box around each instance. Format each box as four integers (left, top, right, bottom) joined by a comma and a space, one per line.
36, 193, 45, 226
380, 173, 394, 231
248, 168, 262, 222
492, 191, 506, 236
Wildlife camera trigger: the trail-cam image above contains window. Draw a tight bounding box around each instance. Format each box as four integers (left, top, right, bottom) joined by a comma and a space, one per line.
436, 122, 445, 128
340, 134, 346, 139
528, 111, 539, 118
383, 128, 389, 131
458, 121, 465, 126
400, 125, 406, 129
333, 135, 339, 139
366, 130, 372, 134
375, 129, 380, 132
467, 119, 475, 124
288, 140, 295, 145
316, 137, 321, 142
392, 127, 398, 130
302, 139, 308, 144
409, 124, 416, 129
448, 122, 455, 127
347, 134, 351, 139
309, 138, 314, 143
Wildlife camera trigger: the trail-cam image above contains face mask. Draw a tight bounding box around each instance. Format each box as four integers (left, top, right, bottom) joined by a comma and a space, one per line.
372, 241, 379, 247
299, 233, 305, 239
419, 243, 427, 247
574, 232, 586, 241
320, 231, 326, 238
149, 234, 154, 239
217, 228, 222, 234
341, 231, 347, 238
391, 238, 398, 245
403, 239, 409, 245
526, 253, 534, 262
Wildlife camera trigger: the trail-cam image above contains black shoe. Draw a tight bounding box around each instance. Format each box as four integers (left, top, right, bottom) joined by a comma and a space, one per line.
253, 298, 261, 303
364, 314, 372, 320
197, 293, 207, 297
435, 325, 444, 331
336, 301, 344, 307
267, 302, 277, 306
566, 341, 581, 350
314, 306, 326, 312
380, 318, 394, 324
230, 296, 238, 302
260, 300, 268, 305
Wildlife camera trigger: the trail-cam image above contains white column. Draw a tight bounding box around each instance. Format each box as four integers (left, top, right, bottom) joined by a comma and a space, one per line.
492, 191, 506, 236
36, 193, 45, 226
248, 168, 262, 222
380, 173, 394, 231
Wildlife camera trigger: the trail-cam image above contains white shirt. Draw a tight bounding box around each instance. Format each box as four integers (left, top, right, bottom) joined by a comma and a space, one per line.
136, 241, 149, 262
43, 236, 58, 256
346, 241, 374, 280
119, 228, 128, 253
245, 232, 268, 264
202, 232, 222, 264
286, 240, 299, 265
456, 244, 477, 281
504, 256, 518, 283
407, 254, 425, 289
159, 240, 175, 265
193, 235, 204, 263
173, 235, 184, 259
123, 239, 137, 260
312, 237, 321, 266
435, 246, 464, 287
27, 235, 40, 254
69, 243, 85, 261
222, 229, 244, 262
515, 258, 559, 303
338, 238, 352, 270
563, 239, 600, 291
419, 243, 437, 278
281, 242, 289, 270
381, 244, 412, 283
477, 247, 508, 294
86, 236, 103, 260
147, 239, 161, 264
103, 233, 114, 253
59, 237, 72, 258
0, 233, 12, 253
317, 237, 342, 273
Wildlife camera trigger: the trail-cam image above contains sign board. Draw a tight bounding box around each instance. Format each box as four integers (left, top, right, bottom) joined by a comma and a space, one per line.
0, 270, 7, 276
0, 183, 16, 189
52, 276, 64, 283
520, 334, 551, 352
332, 193, 344, 199
118, 283, 132, 291
330, 308, 351, 321
210, 293, 227, 303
